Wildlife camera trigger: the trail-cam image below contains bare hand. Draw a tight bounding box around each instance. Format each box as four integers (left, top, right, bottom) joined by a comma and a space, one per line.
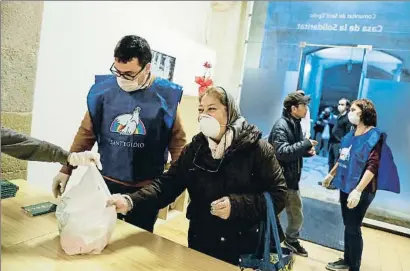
309, 139, 318, 146
210, 197, 231, 220
308, 147, 316, 156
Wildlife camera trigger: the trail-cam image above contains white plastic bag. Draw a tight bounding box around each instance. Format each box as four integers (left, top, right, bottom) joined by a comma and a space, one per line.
55, 166, 117, 255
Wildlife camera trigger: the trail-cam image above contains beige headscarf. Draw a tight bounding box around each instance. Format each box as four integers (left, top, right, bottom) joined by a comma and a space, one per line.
203, 87, 241, 159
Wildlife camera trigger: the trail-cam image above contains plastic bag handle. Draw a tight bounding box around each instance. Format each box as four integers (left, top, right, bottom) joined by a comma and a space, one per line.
89, 165, 112, 199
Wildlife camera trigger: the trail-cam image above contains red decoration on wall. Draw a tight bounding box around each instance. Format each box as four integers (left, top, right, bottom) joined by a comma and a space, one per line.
195, 61, 213, 95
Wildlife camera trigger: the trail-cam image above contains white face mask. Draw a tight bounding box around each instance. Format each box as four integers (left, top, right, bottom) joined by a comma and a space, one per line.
338, 105, 346, 114
199, 114, 221, 139
117, 76, 148, 92
348, 111, 361, 125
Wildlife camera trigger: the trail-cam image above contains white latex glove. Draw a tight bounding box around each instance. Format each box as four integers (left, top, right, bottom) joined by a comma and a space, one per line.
68, 151, 102, 170
322, 174, 334, 188
210, 196, 231, 220
347, 189, 362, 209
52, 172, 70, 198
106, 194, 133, 215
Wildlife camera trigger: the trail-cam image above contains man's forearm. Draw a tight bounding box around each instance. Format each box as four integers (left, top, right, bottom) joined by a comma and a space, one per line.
60, 111, 96, 175
1, 127, 69, 165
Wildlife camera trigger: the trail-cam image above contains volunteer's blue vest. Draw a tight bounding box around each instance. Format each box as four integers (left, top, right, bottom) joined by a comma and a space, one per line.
87, 75, 183, 183
333, 128, 400, 194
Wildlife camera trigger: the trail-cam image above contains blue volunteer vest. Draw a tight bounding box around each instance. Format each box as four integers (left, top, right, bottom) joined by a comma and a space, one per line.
333, 128, 400, 194
87, 75, 183, 183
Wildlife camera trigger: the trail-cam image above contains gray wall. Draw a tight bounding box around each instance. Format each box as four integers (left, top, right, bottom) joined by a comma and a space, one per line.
1, 1, 44, 179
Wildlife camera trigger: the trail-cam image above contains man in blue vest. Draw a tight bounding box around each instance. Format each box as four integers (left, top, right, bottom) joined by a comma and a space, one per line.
51, 35, 187, 232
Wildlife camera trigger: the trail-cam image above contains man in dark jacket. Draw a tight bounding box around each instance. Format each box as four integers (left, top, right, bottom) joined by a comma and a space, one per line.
1, 127, 102, 174
319, 98, 353, 190
268, 92, 317, 257
329, 99, 352, 172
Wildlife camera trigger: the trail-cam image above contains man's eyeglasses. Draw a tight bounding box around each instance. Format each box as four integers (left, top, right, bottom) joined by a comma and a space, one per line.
110, 63, 145, 81
192, 144, 224, 173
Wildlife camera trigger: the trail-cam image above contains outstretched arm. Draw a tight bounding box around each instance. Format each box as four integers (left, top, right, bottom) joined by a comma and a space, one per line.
1, 127, 69, 165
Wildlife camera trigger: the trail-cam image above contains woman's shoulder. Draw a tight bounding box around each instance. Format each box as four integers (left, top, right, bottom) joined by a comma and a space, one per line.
180, 135, 206, 156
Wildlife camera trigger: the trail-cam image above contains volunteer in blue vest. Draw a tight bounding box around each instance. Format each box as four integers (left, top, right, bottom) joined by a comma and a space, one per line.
322, 99, 400, 271
51, 35, 187, 232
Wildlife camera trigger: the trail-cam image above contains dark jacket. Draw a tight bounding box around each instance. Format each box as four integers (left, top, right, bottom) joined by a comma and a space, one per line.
1, 127, 69, 165
268, 110, 313, 190
329, 113, 352, 143
130, 118, 287, 265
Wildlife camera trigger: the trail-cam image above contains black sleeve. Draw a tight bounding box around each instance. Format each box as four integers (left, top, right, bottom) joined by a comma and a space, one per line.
1, 127, 69, 165
228, 141, 287, 223
345, 119, 353, 135
128, 145, 189, 210
269, 124, 312, 162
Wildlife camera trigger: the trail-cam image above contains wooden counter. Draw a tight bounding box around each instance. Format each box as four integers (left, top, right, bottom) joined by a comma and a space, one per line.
1, 180, 237, 271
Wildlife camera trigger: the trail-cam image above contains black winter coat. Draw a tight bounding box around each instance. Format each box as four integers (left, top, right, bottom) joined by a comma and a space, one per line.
268, 110, 313, 190
130, 118, 287, 265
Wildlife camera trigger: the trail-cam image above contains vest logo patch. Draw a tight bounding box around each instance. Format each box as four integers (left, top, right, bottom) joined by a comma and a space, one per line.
339, 145, 352, 161
110, 107, 147, 135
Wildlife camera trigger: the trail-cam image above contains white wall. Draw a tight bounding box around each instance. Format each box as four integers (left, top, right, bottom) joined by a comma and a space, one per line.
27, 1, 250, 190
207, 1, 251, 101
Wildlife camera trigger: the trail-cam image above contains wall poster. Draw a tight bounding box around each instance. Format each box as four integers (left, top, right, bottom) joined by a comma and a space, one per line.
151, 50, 176, 82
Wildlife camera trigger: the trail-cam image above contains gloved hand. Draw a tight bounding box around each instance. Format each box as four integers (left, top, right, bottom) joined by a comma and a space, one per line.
347, 189, 362, 209
52, 172, 70, 198
322, 174, 334, 188
68, 151, 102, 170
210, 196, 231, 220
106, 194, 133, 215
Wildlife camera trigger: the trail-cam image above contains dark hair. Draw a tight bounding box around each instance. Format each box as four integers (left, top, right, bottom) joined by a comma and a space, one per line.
114, 35, 152, 67
340, 98, 351, 108
283, 92, 310, 113
352, 99, 377, 126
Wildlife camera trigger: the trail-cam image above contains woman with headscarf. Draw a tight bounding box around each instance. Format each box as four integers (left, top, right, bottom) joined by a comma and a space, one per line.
108, 86, 287, 265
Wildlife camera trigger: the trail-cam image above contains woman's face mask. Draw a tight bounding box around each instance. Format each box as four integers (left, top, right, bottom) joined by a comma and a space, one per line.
199, 114, 221, 139
348, 111, 361, 125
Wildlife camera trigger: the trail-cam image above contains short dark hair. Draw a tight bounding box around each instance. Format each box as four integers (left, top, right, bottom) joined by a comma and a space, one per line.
352, 99, 377, 126
340, 98, 351, 108
114, 35, 152, 67
283, 92, 311, 112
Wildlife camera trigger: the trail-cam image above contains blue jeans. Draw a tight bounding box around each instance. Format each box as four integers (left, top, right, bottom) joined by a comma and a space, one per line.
340, 190, 375, 271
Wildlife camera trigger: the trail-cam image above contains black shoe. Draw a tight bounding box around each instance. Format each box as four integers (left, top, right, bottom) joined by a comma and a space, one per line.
326, 258, 349, 270
318, 181, 337, 190
284, 240, 308, 257
327, 184, 337, 190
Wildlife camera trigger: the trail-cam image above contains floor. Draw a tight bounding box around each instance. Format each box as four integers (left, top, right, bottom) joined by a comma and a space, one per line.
154, 210, 410, 271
